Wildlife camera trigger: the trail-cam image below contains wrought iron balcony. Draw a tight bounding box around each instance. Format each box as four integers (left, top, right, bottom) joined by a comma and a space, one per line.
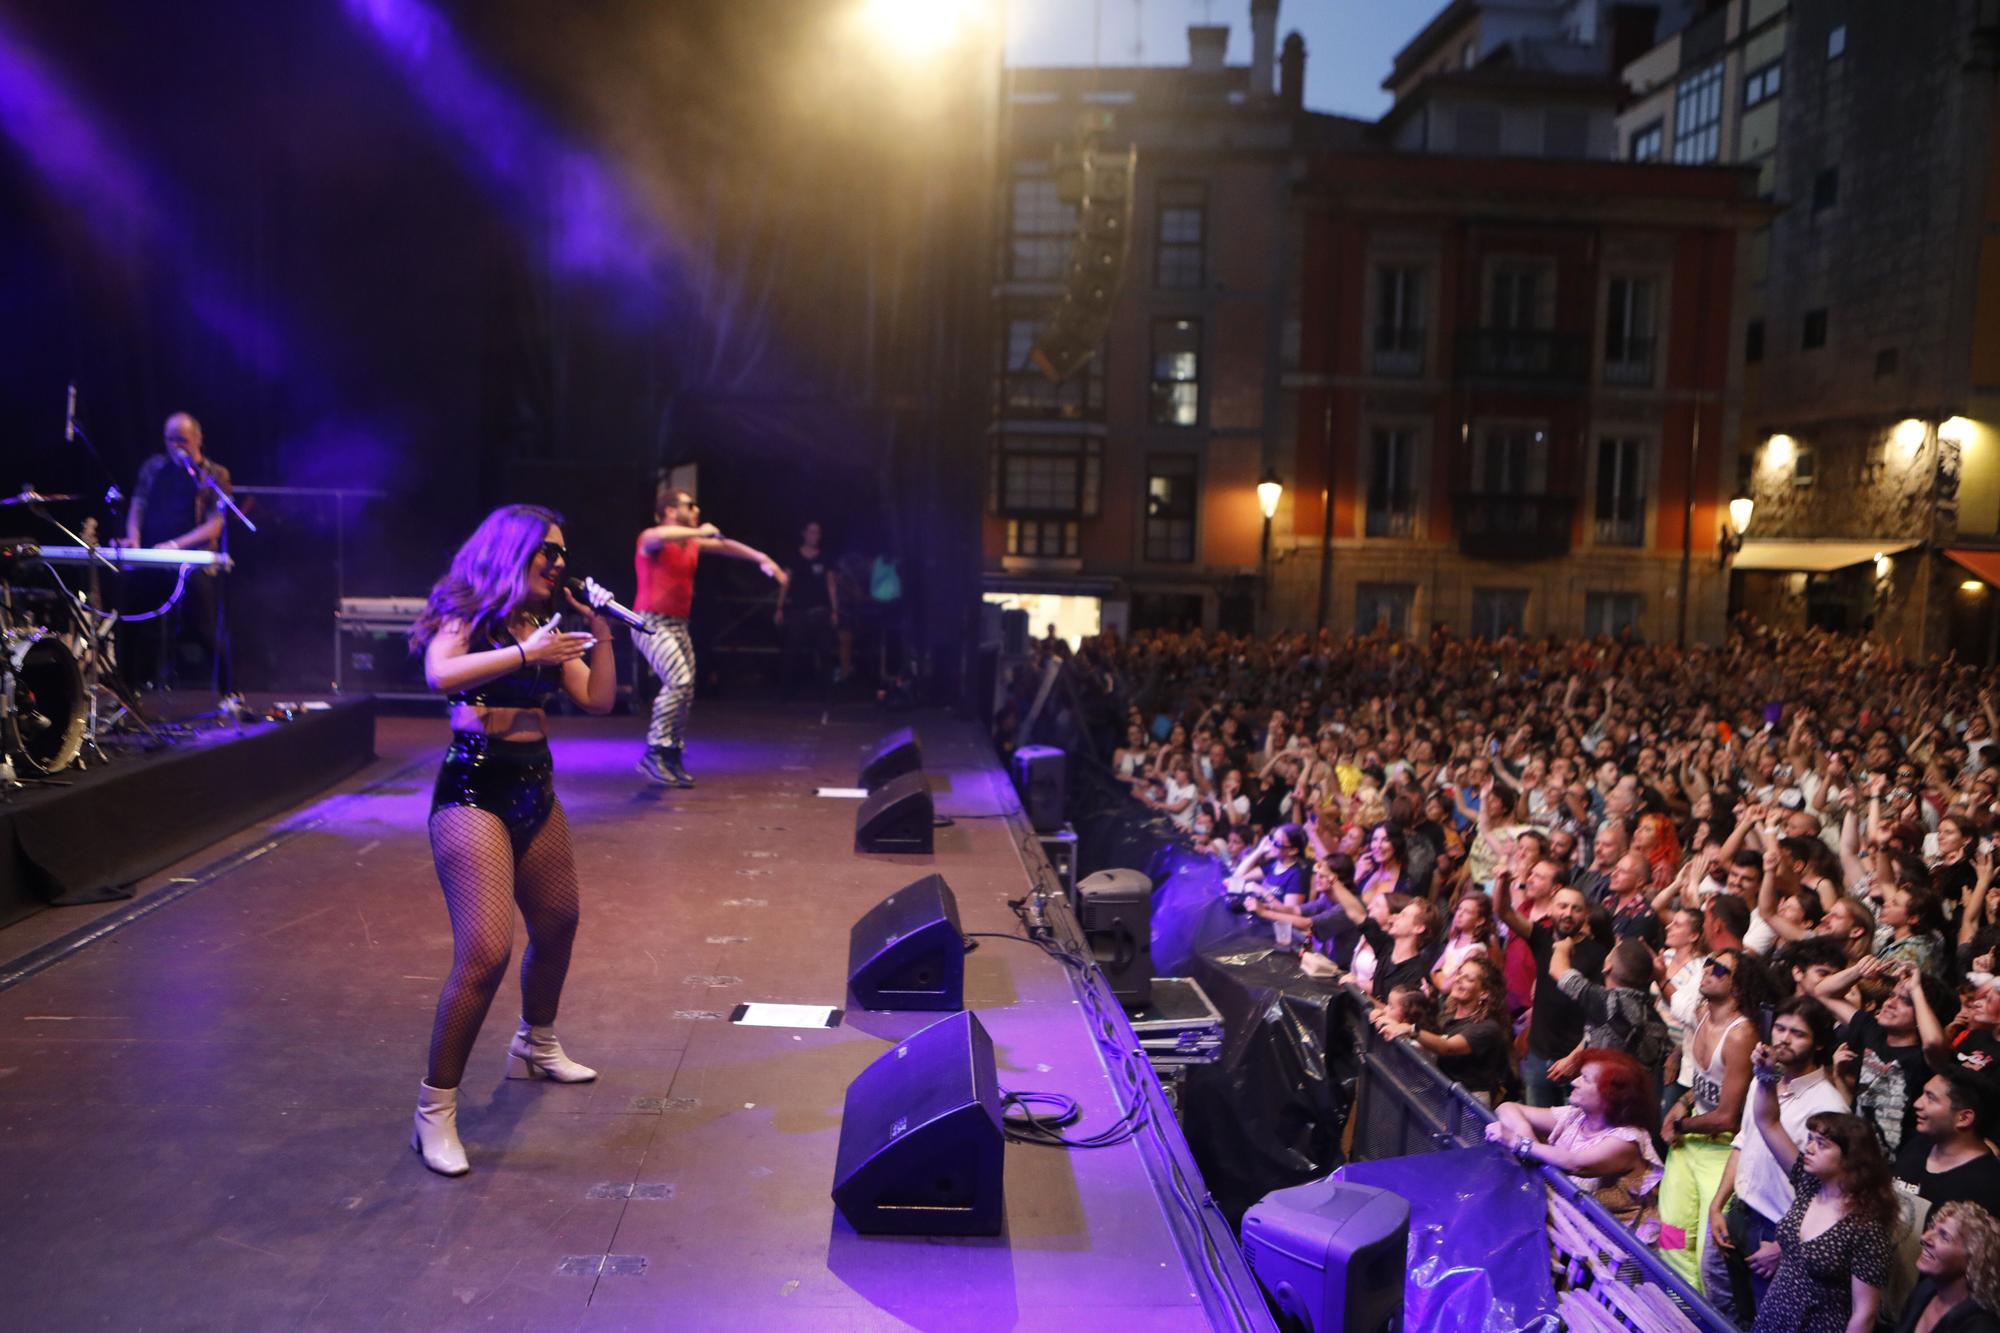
1452, 492, 1577, 560
1455, 329, 1591, 386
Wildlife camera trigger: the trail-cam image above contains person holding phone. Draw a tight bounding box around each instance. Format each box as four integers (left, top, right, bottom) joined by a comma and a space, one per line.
405, 505, 617, 1176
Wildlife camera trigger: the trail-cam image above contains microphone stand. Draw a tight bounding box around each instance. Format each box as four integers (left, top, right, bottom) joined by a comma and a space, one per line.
174, 451, 252, 701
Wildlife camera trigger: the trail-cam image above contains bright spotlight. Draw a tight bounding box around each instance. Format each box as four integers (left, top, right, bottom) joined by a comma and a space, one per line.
1941, 415, 1974, 444
859, 0, 971, 58
1892, 418, 1929, 453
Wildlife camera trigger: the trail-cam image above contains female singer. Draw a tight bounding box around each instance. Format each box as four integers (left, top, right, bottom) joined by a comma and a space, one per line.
406, 505, 616, 1176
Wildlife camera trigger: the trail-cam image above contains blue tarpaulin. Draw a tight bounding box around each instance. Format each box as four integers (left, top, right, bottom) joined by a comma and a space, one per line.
1334, 1147, 1559, 1333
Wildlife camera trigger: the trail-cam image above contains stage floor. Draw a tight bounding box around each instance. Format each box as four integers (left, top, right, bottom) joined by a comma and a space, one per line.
0, 704, 1218, 1330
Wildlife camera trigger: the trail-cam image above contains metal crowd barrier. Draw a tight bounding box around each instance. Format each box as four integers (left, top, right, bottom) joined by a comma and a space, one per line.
1334, 983, 1734, 1333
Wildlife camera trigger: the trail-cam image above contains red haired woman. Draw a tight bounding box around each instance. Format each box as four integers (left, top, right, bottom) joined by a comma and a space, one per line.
406, 505, 617, 1176
1487, 1048, 1663, 1238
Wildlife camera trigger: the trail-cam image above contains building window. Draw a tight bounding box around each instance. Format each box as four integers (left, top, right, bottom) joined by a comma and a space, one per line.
1469, 587, 1529, 639
1373, 266, 1426, 375
1876, 347, 1899, 377
1629, 120, 1664, 162
1672, 61, 1725, 164
1365, 428, 1419, 537
1154, 182, 1206, 290
1746, 318, 1765, 363
1473, 425, 1549, 494
1000, 316, 1104, 420
1743, 59, 1782, 108
1355, 583, 1415, 637
1812, 167, 1839, 213
1793, 445, 1817, 487
1594, 437, 1648, 546
1489, 264, 1551, 330
1802, 308, 1828, 350
1005, 519, 1079, 559
1603, 276, 1658, 385
1827, 24, 1847, 60
1007, 164, 1076, 283
1143, 455, 1198, 562
1584, 591, 1642, 637
992, 436, 1102, 518
1149, 319, 1201, 426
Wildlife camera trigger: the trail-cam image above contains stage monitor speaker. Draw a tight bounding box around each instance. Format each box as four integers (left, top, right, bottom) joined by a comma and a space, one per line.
1241, 1178, 1410, 1333
847, 873, 964, 1011
1076, 868, 1152, 1008
831, 1010, 1004, 1237
1010, 745, 1065, 833
854, 770, 934, 854
859, 727, 922, 791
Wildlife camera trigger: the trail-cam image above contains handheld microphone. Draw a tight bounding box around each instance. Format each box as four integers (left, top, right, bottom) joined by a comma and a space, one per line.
65, 383, 76, 443
565, 576, 651, 634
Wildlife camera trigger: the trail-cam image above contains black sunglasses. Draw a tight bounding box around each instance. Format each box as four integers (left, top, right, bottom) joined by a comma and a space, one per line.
535, 541, 568, 565
1705, 959, 1735, 978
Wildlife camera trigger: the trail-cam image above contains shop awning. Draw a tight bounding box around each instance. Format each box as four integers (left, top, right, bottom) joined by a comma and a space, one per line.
1945, 548, 2000, 586
1732, 539, 1916, 572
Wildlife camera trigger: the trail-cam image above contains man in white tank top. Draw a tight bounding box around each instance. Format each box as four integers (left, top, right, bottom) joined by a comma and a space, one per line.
1655, 947, 1763, 1288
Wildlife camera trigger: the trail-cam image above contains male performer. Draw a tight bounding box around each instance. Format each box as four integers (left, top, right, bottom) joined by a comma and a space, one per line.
632, 486, 786, 786
122, 411, 233, 692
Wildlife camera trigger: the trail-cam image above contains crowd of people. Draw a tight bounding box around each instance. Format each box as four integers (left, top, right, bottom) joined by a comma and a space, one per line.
1058, 620, 2000, 1331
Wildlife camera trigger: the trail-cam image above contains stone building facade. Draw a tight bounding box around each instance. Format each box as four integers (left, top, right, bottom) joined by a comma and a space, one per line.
1731, 1, 2000, 661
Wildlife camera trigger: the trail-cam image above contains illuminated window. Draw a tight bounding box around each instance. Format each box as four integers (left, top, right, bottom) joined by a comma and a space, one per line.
1629, 120, 1664, 162
1149, 319, 1201, 426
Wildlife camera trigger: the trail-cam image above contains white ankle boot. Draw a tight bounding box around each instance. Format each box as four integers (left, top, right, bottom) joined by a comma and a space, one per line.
506, 1023, 598, 1083
412, 1080, 470, 1176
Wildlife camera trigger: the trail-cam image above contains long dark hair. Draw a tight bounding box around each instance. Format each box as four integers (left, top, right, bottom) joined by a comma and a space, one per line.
411, 504, 562, 651
1803, 1110, 1903, 1238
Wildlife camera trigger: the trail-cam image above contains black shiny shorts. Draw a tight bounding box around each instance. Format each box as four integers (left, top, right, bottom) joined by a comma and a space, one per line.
430, 732, 555, 847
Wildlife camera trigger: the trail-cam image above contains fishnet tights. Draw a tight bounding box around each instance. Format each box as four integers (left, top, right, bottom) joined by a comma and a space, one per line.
424, 801, 580, 1089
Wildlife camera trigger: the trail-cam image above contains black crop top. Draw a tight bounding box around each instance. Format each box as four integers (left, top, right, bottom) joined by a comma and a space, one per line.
446, 630, 565, 710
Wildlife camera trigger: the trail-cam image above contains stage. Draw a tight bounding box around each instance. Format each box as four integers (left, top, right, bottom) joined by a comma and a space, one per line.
0, 703, 1258, 1330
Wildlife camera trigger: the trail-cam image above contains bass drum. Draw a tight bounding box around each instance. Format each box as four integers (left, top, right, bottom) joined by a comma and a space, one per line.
4, 629, 86, 775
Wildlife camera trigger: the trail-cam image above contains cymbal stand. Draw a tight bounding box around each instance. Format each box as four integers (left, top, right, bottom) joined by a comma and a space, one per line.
23, 498, 161, 756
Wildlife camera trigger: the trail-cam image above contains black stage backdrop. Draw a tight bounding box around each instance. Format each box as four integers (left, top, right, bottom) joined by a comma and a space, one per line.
0, 0, 991, 694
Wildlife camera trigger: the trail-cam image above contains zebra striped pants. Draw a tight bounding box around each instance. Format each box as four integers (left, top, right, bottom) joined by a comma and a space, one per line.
634, 613, 694, 750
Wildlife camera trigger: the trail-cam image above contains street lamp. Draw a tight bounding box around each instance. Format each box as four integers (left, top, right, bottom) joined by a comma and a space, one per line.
1257, 469, 1283, 630
1718, 495, 1753, 565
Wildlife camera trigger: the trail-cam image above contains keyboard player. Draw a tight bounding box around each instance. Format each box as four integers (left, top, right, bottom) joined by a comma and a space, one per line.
120, 411, 233, 694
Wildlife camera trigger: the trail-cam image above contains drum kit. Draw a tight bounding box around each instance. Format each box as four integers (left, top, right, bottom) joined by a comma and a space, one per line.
0, 488, 227, 786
